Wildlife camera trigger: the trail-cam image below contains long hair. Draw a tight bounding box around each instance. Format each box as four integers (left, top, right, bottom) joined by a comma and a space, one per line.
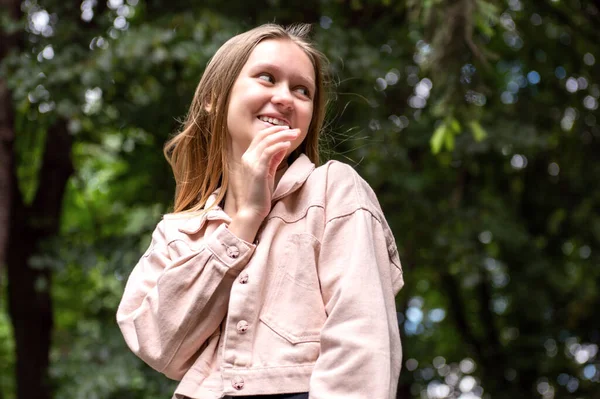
164, 23, 330, 214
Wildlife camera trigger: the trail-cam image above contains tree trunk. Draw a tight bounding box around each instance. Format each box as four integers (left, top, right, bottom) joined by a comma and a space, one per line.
2, 2, 74, 397
7, 206, 55, 399
0, 76, 13, 281
0, 2, 20, 397
0, 0, 21, 284
7, 119, 73, 399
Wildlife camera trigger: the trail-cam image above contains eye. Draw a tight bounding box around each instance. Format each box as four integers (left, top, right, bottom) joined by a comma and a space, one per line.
295, 87, 311, 98
258, 73, 274, 83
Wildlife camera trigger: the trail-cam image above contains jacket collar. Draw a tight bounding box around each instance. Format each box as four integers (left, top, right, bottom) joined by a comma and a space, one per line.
177, 206, 231, 235
178, 154, 315, 235
271, 153, 315, 202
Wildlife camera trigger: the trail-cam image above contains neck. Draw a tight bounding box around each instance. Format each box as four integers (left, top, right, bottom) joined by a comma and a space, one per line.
223, 156, 243, 216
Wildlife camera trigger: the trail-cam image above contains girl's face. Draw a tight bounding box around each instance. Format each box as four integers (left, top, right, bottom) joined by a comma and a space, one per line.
226, 39, 316, 159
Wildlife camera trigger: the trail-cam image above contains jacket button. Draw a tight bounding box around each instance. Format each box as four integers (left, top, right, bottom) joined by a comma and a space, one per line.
232, 376, 244, 390
237, 320, 249, 333
226, 246, 240, 259
239, 272, 249, 284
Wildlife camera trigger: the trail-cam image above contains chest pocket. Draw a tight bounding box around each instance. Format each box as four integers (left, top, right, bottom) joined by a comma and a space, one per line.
260, 233, 326, 344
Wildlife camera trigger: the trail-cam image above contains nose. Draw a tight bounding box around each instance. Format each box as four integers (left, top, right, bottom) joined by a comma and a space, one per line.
271, 84, 294, 110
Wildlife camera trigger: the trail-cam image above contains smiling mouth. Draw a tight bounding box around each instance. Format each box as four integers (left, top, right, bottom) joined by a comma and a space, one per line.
258, 115, 290, 127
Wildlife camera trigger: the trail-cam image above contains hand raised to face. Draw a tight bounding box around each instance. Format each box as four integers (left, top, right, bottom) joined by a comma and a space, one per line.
229, 124, 300, 220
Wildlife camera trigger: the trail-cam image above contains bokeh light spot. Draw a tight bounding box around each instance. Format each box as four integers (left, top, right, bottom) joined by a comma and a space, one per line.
527, 70, 541, 84
565, 77, 578, 92
510, 154, 527, 169
583, 364, 596, 380
548, 162, 559, 176
320, 16, 332, 29
460, 358, 476, 374
406, 358, 419, 371
583, 53, 595, 66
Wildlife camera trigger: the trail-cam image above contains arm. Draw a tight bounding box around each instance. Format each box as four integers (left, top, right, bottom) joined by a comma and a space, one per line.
117, 124, 299, 379
310, 209, 404, 399
116, 220, 255, 380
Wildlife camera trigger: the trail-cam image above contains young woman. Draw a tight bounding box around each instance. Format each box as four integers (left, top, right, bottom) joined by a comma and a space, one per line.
117, 23, 405, 399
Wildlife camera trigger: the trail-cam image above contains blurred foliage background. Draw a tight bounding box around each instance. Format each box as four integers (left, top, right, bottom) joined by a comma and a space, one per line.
1, 0, 599, 398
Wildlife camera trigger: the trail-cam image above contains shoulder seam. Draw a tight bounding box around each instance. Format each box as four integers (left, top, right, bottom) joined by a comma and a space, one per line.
324, 206, 383, 226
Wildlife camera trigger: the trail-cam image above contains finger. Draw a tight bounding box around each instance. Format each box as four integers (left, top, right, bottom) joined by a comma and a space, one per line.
267, 145, 291, 177
258, 140, 292, 166
247, 125, 292, 151
253, 128, 300, 155
242, 137, 293, 181
259, 141, 292, 175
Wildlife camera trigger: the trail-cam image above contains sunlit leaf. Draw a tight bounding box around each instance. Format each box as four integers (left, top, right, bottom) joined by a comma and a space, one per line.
469, 120, 487, 142
430, 123, 447, 154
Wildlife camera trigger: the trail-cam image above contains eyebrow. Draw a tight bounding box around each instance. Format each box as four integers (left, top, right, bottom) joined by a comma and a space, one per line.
249, 62, 316, 90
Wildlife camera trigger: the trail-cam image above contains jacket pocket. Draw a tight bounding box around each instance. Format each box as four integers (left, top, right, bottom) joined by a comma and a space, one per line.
259, 233, 326, 344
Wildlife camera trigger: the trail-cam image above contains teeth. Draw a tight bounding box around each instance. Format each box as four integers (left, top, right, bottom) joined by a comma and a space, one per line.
259, 116, 286, 126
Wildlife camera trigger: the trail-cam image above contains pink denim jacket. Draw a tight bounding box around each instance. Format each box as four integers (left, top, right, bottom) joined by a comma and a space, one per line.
117, 154, 405, 399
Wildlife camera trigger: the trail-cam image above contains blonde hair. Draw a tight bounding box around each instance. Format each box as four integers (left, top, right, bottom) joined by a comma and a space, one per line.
164, 23, 330, 214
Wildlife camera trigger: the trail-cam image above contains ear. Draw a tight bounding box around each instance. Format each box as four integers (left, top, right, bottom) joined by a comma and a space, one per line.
202, 92, 213, 113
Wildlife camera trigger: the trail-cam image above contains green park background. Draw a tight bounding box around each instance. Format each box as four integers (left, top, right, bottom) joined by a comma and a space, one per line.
1, 0, 599, 398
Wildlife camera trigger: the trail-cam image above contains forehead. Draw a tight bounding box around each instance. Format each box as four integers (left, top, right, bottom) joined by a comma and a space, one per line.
243, 39, 315, 84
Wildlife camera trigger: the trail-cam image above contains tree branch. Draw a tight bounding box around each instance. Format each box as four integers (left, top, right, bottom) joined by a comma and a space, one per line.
440, 271, 485, 356
31, 119, 74, 234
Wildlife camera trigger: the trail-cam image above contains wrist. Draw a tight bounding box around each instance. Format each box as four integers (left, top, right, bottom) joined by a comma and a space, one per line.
235, 207, 265, 225
228, 209, 264, 244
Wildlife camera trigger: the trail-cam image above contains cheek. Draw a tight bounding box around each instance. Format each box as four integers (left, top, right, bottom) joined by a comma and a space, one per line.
226, 86, 257, 133
238, 83, 268, 108
301, 104, 314, 130
228, 80, 262, 114
290, 127, 310, 152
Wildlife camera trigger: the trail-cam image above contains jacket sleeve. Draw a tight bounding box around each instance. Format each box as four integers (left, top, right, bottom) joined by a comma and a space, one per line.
309, 208, 404, 399
116, 220, 255, 380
